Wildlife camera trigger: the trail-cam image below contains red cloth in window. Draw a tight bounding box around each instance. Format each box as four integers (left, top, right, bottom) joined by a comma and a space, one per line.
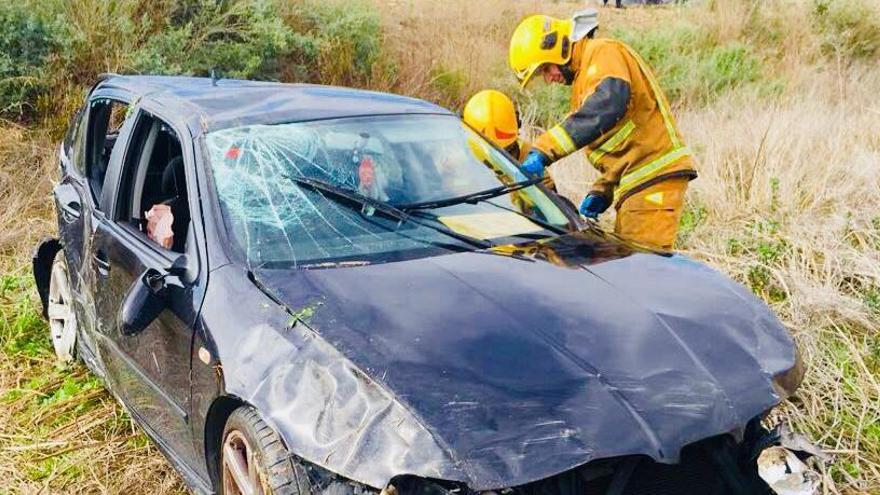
145, 204, 174, 249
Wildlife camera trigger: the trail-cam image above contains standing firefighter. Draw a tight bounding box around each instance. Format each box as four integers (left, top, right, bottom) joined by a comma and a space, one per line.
509, 9, 697, 250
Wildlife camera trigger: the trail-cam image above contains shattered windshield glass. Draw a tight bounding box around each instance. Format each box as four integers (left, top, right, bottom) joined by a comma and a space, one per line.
206, 114, 568, 267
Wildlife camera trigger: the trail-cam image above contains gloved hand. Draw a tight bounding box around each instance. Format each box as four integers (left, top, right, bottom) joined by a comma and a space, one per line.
520, 150, 550, 179
579, 192, 610, 219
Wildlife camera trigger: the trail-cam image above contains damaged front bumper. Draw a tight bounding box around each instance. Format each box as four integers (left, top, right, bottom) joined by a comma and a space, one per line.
309, 420, 825, 495
432, 424, 821, 495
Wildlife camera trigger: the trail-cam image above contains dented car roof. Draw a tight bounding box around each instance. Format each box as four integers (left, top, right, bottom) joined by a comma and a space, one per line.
95, 75, 451, 135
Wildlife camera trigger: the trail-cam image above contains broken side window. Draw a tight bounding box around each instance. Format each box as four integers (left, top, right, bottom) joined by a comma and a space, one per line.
85, 98, 129, 208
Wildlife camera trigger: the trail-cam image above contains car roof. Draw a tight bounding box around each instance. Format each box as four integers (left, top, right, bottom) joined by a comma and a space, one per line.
95, 75, 453, 137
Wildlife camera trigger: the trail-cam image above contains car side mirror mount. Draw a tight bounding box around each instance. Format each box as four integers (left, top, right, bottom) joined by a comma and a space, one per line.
119, 266, 177, 336
167, 254, 189, 278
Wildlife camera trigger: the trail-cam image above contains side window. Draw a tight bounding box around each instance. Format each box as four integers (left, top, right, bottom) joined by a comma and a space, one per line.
85, 98, 129, 207
63, 107, 82, 158
116, 112, 190, 254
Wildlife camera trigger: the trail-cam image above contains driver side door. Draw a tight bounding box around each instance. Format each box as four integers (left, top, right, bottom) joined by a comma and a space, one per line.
89, 105, 203, 470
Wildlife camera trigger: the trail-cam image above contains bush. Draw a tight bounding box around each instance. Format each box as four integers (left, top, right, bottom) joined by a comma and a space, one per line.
813, 0, 880, 59
0, 3, 58, 119
613, 25, 764, 104
428, 65, 469, 107
0, 0, 387, 129
119, 0, 299, 81
700, 43, 761, 95
286, 0, 385, 87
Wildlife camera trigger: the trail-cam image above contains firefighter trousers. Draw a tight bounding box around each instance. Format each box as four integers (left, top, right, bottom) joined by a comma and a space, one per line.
614, 177, 690, 250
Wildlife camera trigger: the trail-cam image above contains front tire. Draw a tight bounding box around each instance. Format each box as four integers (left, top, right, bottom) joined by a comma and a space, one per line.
221, 406, 311, 495
47, 251, 77, 363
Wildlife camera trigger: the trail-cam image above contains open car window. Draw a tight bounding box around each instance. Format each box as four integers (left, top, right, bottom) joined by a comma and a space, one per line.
206, 114, 569, 268
85, 98, 129, 208
115, 112, 190, 253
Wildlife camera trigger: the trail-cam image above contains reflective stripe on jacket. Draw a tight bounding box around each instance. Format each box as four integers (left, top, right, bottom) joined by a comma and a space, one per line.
533, 38, 696, 206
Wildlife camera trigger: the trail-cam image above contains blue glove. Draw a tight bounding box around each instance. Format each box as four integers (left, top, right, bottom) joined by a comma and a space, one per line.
520, 150, 550, 179
579, 192, 610, 219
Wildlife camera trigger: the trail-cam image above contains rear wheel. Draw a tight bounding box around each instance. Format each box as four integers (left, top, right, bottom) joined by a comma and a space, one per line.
47, 252, 77, 363
221, 406, 311, 495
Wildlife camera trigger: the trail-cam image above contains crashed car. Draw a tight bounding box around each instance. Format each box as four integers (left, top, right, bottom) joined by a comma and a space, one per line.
34, 75, 804, 495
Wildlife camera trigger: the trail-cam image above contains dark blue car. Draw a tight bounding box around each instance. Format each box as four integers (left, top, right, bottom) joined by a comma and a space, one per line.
33, 75, 802, 495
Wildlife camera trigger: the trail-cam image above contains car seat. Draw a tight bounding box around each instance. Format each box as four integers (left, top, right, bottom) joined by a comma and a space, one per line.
160, 156, 190, 252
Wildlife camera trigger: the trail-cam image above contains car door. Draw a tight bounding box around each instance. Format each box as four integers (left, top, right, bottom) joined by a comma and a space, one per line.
88, 103, 203, 469
56, 91, 134, 369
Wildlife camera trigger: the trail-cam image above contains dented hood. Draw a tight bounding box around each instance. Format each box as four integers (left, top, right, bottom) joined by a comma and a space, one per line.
251, 232, 798, 490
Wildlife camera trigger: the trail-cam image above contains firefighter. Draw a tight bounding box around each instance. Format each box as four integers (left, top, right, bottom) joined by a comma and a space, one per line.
462, 89, 557, 192
508, 9, 697, 250
463, 89, 531, 162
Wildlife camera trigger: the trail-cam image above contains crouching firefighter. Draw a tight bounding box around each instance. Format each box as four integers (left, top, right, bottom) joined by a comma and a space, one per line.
463, 89, 556, 192
462, 89, 543, 215
509, 9, 697, 250
463, 89, 531, 162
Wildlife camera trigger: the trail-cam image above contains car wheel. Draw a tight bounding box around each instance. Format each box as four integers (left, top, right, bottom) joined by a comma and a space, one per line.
47, 251, 77, 363
221, 406, 311, 495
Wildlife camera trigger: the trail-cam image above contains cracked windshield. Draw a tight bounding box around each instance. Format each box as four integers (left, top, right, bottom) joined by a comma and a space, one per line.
206, 114, 568, 267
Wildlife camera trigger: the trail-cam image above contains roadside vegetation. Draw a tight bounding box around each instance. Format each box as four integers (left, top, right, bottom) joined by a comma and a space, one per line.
1, 0, 878, 492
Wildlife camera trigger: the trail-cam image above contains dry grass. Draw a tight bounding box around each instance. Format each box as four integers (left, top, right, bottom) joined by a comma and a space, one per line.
680, 66, 880, 491
0, 0, 878, 493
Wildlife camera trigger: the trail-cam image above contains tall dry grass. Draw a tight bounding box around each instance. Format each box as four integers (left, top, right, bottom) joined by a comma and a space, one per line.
682, 66, 880, 489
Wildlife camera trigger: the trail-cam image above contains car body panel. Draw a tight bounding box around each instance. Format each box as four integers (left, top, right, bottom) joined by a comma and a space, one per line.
199, 230, 797, 491
94, 75, 451, 138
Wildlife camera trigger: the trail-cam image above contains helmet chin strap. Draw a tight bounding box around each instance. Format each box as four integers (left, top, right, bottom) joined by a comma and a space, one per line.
561, 63, 577, 85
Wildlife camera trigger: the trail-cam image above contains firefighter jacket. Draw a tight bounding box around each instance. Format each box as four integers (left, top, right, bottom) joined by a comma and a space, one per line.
533, 38, 697, 206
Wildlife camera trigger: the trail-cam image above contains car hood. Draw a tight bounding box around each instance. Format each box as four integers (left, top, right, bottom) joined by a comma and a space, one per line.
250, 231, 798, 490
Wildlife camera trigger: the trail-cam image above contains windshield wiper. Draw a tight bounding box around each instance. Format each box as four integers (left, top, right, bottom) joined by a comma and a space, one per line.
395, 177, 545, 211
281, 174, 496, 251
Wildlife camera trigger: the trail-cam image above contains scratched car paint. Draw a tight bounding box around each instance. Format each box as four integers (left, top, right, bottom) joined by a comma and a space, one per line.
33, 75, 803, 494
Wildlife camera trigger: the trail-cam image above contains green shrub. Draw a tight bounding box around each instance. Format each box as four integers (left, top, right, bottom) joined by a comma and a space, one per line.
677, 203, 708, 245
813, 0, 880, 59
613, 25, 764, 104
700, 43, 761, 95
127, 0, 300, 80
0, 0, 388, 127
429, 65, 469, 107
287, 0, 384, 86
0, 3, 58, 119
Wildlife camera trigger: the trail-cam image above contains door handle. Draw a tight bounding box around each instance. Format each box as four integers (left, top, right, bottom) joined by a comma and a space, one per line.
93, 250, 110, 276
59, 200, 81, 222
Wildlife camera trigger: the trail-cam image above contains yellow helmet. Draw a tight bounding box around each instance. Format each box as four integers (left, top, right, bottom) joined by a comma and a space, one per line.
462, 90, 519, 149
509, 15, 574, 88
509, 10, 598, 88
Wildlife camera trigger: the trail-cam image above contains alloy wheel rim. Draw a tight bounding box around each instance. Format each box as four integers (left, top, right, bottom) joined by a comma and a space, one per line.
48, 259, 76, 362
222, 430, 269, 495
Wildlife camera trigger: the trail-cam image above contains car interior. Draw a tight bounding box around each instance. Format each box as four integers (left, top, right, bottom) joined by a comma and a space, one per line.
116, 112, 190, 253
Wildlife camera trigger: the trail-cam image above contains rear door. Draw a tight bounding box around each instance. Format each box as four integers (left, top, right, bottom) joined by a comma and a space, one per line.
89, 103, 205, 471
56, 90, 133, 367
